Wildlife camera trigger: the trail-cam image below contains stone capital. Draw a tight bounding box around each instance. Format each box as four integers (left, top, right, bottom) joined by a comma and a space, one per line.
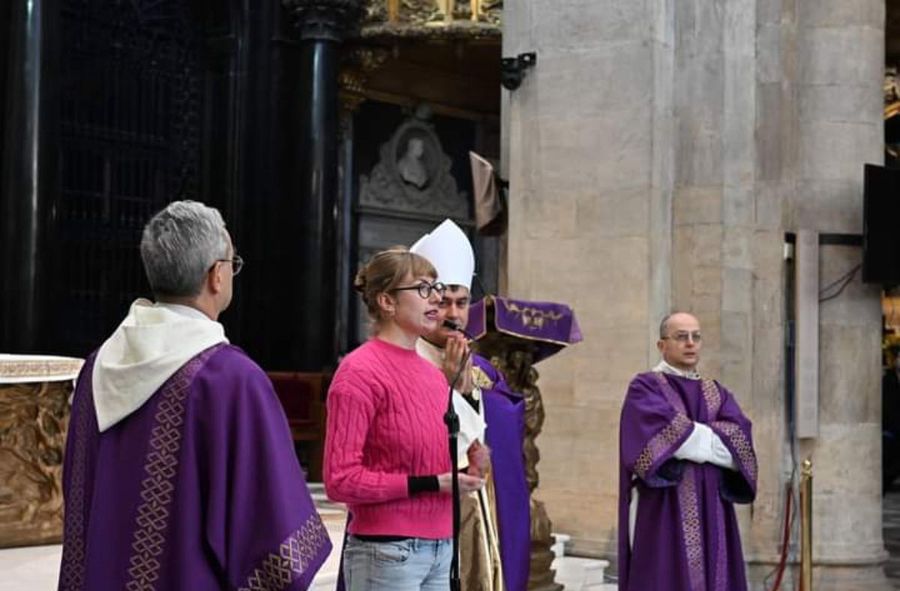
283, 0, 362, 42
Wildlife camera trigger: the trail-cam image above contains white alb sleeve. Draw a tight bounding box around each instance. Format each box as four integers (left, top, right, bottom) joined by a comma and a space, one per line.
673, 422, 713, 464
708, 430, 738, 471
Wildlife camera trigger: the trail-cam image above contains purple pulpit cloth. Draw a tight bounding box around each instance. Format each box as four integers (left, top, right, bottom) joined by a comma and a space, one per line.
467, 296, 582, 363
58, 344, 331, 591
618, 372, 757, 591
466, 295, 581, 591
474, 354, 530, 591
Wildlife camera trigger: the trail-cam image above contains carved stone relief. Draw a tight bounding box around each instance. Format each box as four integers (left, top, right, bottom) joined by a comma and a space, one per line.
359, 112, 469, 219
0, 381, 72, 547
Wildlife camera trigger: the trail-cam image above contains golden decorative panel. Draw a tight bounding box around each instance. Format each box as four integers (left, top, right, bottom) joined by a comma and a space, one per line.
0, 381, 72, 547
361, 0, 501, 32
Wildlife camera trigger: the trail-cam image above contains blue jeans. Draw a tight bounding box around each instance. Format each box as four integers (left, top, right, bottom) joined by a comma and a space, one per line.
343, 536, 452, 591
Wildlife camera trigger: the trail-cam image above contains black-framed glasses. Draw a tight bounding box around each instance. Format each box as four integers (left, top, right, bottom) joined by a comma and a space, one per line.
661, 331, 702, 343
212, 254, 243, 276
391, 281, 447, 299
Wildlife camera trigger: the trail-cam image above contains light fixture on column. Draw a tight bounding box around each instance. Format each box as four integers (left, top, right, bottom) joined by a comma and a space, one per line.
500, 52, 537, 90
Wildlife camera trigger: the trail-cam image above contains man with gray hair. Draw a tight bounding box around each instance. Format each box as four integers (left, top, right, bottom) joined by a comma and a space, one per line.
58, 200, 331, 591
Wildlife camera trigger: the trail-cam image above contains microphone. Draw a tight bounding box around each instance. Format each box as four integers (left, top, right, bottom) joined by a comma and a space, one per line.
442, 319, 475, 341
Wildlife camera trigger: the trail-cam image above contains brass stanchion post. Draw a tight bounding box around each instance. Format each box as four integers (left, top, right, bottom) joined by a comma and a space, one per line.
800, 458, 813, 591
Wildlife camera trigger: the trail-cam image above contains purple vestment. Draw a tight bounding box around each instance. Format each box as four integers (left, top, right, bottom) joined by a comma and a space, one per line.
474, 354, 530, 591
618, 372, 757, 591
58, 344, 331, 591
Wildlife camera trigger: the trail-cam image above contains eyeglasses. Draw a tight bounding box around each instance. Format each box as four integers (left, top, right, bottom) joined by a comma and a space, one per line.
661, 331, 702, 343
391, 281, 447, 299
212, 254, 243, 276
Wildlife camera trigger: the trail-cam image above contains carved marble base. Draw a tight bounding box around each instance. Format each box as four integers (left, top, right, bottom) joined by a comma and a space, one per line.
529, 497, 564, 591
0, 381, 71, 547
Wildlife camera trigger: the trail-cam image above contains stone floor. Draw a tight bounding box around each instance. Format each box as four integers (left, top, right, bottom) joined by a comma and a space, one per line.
11, 486, 900, 590
0, 539, 613, 591
0, 483, 614, 591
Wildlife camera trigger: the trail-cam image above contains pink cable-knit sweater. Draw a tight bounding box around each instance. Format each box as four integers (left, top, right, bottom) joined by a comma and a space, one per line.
324, 337, 452, 538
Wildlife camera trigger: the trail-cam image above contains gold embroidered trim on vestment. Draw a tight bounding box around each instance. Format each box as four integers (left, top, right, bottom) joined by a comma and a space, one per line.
677, 466, 706, 591
237, 514, 331, 591
58, 359, 94, 591
701, 378, 722, 417
711, 420, 758, 486
633, 413, 692, 480
124, 347, 220, 591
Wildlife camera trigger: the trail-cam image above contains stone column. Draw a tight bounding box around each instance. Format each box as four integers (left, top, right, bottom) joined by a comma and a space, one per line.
664, 1, 793, 586
503, 1, 891, 589
282, 0, 360, 370
743, 0, 802, 585
0, 0, 48, 352
665, 0, 889, 588
781, 1, 888, 589
502, 0, 670, 559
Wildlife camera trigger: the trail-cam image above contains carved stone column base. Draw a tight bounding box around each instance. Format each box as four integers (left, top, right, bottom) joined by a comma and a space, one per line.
528, 497, 563, 591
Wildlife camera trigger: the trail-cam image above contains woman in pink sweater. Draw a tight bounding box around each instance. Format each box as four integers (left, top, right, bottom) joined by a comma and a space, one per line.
325, 248, 484, 591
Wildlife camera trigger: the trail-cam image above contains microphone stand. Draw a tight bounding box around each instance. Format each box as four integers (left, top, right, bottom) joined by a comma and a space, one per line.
445, 342, 471, 591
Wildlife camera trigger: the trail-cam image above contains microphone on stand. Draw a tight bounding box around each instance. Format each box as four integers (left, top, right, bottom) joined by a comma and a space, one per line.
441, 318, 472, 591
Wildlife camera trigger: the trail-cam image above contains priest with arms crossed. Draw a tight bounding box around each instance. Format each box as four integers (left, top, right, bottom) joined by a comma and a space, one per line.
618, 312, 757, 591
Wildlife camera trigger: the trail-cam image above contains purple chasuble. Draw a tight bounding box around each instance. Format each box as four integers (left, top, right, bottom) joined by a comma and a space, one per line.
58, 344, 331, 591
474, 354, 531, 591
618, 372, 757, 591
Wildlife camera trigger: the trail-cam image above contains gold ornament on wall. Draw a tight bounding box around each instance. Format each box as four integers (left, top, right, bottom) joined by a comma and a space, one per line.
362, 0, 501, 28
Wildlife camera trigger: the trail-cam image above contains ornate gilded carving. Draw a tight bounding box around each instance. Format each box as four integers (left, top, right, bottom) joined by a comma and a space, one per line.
887, 68, 900, 159
0, 381, 72, 547
360, 0, 501, 33
433, 0, 500, 23
338, 47, 390, 112
887, 67, 900, 119
359, 109, 469, 218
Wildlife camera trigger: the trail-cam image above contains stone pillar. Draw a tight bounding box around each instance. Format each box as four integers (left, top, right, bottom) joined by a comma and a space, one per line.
743, 0, 802, 585
503, 1, 891, 589
0, 0, 47, 352
282, 0, 360, 370
502, 0, 669, 559
781, 1, 888, 588
664, 0, 796, 586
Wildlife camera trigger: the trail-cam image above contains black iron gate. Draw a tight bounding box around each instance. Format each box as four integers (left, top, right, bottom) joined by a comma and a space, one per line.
53, 0, 203, 354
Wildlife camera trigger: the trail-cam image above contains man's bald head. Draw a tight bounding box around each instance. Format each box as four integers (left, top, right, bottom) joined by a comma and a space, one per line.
658, 312, 702, 370
659, 312, 700, 339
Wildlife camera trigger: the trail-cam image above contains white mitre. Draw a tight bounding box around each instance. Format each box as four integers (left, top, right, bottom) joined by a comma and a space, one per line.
410, 219, 475, 289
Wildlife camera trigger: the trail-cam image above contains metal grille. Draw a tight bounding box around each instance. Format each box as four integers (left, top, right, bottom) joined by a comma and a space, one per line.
55, 0, 201, 354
